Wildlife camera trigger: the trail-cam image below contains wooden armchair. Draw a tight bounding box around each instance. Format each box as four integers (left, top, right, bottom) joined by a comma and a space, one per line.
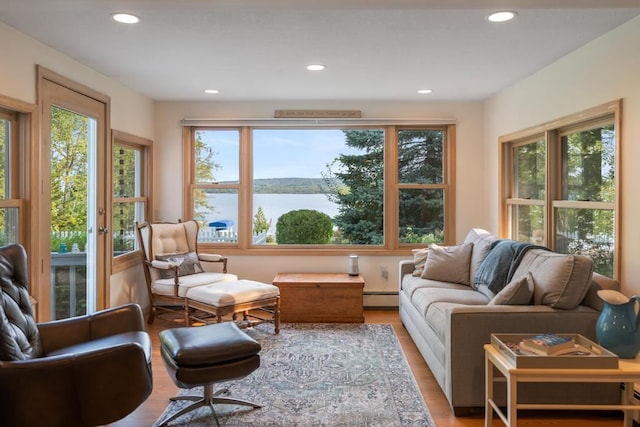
135, 220, 238, 324
137, 220, 280, 331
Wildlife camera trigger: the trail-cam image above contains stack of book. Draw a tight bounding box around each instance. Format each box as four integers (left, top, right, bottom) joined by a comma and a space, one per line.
519, 334, 578, 355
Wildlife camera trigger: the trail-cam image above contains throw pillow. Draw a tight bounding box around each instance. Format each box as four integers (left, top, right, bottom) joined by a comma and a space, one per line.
421, 242, 474, 285
488, 273, 534, 305
512, 250, 594, 309
463, 228, 498, 281
411, 248, 429, 277
156, 251, 204, 279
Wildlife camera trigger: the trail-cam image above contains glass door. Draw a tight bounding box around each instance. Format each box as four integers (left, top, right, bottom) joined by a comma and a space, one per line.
41, 78, 108, 320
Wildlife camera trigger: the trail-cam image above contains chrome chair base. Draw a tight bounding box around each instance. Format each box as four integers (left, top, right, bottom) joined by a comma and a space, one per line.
158, 384, 261, 427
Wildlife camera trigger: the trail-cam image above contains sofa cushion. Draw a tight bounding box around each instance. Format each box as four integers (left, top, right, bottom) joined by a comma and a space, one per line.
424, 302, 458, 345
412, 287, 489, 318
411, 248, 429, 277
421, 242, 474, 286
463, 228, 498, 282
489, 273, 534, 305
401, 274, 471, 300
512, 249, 593, 309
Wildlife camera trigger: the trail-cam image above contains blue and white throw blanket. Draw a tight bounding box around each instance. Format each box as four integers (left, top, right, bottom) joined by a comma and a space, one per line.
473, 240, 546, 296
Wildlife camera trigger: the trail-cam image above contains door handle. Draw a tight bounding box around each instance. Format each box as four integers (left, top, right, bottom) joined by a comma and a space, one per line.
98, 226, 109, 234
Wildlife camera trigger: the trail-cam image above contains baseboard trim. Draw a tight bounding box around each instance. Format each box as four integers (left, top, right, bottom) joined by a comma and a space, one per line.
363, 292, 398, 309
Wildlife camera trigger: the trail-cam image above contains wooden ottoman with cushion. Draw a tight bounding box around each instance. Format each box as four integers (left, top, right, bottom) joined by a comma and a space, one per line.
187, 279, 281, 333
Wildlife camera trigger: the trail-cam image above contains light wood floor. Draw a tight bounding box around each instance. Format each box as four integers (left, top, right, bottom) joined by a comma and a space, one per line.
112, 310, 626, 426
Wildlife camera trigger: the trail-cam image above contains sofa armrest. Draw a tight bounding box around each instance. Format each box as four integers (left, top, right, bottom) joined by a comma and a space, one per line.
38, 304, 145, 353
445, 303, 601, 407
399, 260, 415, 290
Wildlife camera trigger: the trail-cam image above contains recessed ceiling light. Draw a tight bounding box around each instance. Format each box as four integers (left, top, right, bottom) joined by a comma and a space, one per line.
306, 64, 326, 71
204, 89, 220, 94
112, 13, 140, 24
417, 89, 433, 94
487, 11, 516, 23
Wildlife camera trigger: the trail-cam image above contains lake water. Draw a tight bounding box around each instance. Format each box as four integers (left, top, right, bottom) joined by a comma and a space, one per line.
206, 193, 339, 234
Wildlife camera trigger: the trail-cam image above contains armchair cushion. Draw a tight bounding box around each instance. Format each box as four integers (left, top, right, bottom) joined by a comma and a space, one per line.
152, 272, 239, 297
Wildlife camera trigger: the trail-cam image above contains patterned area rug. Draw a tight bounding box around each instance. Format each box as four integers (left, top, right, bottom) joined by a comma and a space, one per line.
154, 323, 434, 427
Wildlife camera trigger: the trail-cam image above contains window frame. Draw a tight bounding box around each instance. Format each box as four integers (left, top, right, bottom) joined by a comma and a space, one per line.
0, 96, 33, 248
110, 130, 153, 273
183, 121, 456, 255
499, 100, 621, 278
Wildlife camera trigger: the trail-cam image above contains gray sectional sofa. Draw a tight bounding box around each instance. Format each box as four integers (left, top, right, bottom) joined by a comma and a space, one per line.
399, 228, 621, 414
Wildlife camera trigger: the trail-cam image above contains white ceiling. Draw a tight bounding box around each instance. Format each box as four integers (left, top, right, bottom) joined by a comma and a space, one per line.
1, 0, 639, 102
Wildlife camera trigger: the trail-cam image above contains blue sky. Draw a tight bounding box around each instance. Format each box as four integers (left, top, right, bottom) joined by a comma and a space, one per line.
198, 129, 361, 181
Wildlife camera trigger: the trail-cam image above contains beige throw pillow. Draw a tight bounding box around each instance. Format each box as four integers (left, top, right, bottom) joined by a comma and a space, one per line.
489, 273, 534, 305
512, 250, 594, 309
411, 248, 429, 277
421, 242, 474, 285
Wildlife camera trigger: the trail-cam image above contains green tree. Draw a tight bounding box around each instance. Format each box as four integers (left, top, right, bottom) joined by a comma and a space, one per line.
324, 129, 445, 244
514, 140, 545, 242
193, 131, 221, 223
113, 145, 138, 252
253, 206, 269, 234
323, 130, 385, 244
560, 125, 615, 276
50, 106, 88, 233
397, 130, 445, 241
276, 209, 333, 244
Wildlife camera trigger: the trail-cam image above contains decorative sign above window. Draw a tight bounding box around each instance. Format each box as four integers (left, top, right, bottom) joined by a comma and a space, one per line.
274, 110, 362, 118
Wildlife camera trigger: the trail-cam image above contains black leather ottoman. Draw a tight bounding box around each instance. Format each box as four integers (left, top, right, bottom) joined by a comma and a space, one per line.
157, 322, 262, 426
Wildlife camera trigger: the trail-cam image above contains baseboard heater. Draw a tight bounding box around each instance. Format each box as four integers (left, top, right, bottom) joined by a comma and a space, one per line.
363, 291, 398, 309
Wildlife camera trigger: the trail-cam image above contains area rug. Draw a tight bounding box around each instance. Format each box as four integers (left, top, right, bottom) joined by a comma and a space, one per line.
154, 323, 434, 426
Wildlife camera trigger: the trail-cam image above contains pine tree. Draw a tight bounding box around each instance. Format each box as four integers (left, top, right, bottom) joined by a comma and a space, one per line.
323, 129, 445, 244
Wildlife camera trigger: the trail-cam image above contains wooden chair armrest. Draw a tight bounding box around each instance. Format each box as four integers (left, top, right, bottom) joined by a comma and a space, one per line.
198, 254, 228, 273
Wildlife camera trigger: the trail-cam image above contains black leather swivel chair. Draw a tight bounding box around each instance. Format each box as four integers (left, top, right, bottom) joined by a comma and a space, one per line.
0, 243, 153, 427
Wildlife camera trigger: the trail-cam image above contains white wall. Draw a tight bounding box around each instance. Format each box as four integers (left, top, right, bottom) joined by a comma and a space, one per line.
154, 100, 486, 293
484, 16, 640, 295
0, 22, 155, 309
0, 22, 154, 138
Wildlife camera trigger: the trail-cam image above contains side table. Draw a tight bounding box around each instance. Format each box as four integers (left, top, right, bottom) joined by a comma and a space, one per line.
484, 343, 640, 427
272, 272, 364, 323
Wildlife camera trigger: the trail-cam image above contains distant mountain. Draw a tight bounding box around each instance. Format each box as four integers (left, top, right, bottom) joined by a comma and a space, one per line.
214, 177, 342, 194
253, 177, 337, 194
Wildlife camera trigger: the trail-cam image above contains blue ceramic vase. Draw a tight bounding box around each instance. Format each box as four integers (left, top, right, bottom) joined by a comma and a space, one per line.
596, 290, 640, 359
